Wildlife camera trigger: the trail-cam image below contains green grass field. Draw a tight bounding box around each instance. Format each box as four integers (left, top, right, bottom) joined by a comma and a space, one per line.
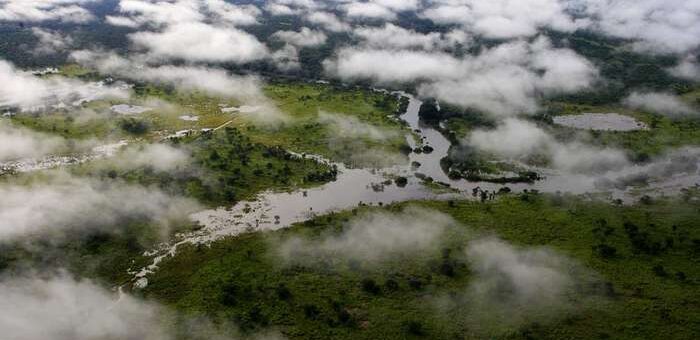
231, 82, 410, 166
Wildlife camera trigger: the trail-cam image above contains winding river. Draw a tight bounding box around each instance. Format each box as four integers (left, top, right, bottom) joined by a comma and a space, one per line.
132, 94, 700, 286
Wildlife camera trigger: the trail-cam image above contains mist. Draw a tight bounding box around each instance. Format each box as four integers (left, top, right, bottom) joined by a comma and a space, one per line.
624, 91, 697, 118
277, 207, 455, 264
468, 118, 628, 173
0, 272, 286, 340
0, 173, 200, 241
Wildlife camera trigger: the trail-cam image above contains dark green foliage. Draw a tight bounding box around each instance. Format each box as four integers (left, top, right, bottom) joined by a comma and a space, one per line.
119, 118, 149, 135
115, 127, 336, 206
140, 194, 700, 340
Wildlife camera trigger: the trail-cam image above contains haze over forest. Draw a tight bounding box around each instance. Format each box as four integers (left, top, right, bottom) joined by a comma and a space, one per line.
0, 1, 699, 339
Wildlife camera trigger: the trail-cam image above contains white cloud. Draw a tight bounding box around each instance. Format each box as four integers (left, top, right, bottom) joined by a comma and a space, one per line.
0, 0, 96, 23
31, 28, 74, 55
668, 56, 700, 81
270, 0, 320, 11
580, 0, 700, 54
0, 60, 129, 112
305, 11, 351, 32
129, 22, 268, 63
343, 2, 397, 21
371, 0, 419, 12
0, 173, 200, 241
71, 51, 264, 100
271, 44, 301, 71
278, 207, 454, 264
354, 24, 470, 50
204, 0, 261, 26
462, 237, 598, 329
326, 37, 598, 116
325, 48, 462, 82
265, 3, 298, 16
624, 92, 697, 117
317, 111, 398, 141
0, 123, 68, 162
468, 118, 628, 173
71, 51, 287, 123
113, 143, 190, 172
272, 27, 327, 47
108, 0, 202, 28
0, 273, 280, 340
421, 0, 581, 39
0, 274, 171, 340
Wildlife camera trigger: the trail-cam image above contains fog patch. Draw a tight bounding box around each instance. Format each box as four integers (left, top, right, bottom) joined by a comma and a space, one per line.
325, 37, 598, 116
277, 207, 454, 265
468, 118, 628, 173
108, 0, 261, 28
343, 2, 398, 21
579, 0, 700, 54
0, 60, 130, 112
354, 24, 469, 51
130, 22, 268, 63
0, 272, 285, 340
318, 111, 397, 141
305, 11, 351, 32
421, 0, 581, 39
316, 111, 406, 167
0, 123, 72, 162
624, 91, 697, 118
109, 143, 190, 172
595, 147, 700, 191
669, 56, 700, 81
444, 237, 602, 333
0, 173, 200, 241
272, 27, 327, 47
0, 0, 96, 23
31, 28, 75, 55
71, 50, 261, 98
272, 44, 302, 71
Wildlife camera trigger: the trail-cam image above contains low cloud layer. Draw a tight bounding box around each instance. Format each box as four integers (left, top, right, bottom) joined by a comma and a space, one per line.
31, 28, 75, 55
422, 0, 581, 39
117, 144, 190, 172
0, 123, 71, 162
468, 118, 628, 173
278, 207, 454, 264
326, 37, 598, 115
317, 111, 397, 141
578, 0, 700, 54
0, 273, 284, 340
0, 0, 96, 23
70, 51, 264, 100
669, 56, 700, 81
624, 92, 698, 117
458, 237, 600, 331
130, 22, 268, 63
272, 27, 327, 47
0, 60, 129, 112
353, 24, 469, 51
0, 274, 170, 340
0, 173, 200, 241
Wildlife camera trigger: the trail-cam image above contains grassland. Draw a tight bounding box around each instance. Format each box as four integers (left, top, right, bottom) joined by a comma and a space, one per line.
232, 82, 410, 166
80, 127, 337, 206
6, 80, 411, 167
140, 192, 700, 340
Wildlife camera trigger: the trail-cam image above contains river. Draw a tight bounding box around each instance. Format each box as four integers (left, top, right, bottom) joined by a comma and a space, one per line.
131, 94, 700, 287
